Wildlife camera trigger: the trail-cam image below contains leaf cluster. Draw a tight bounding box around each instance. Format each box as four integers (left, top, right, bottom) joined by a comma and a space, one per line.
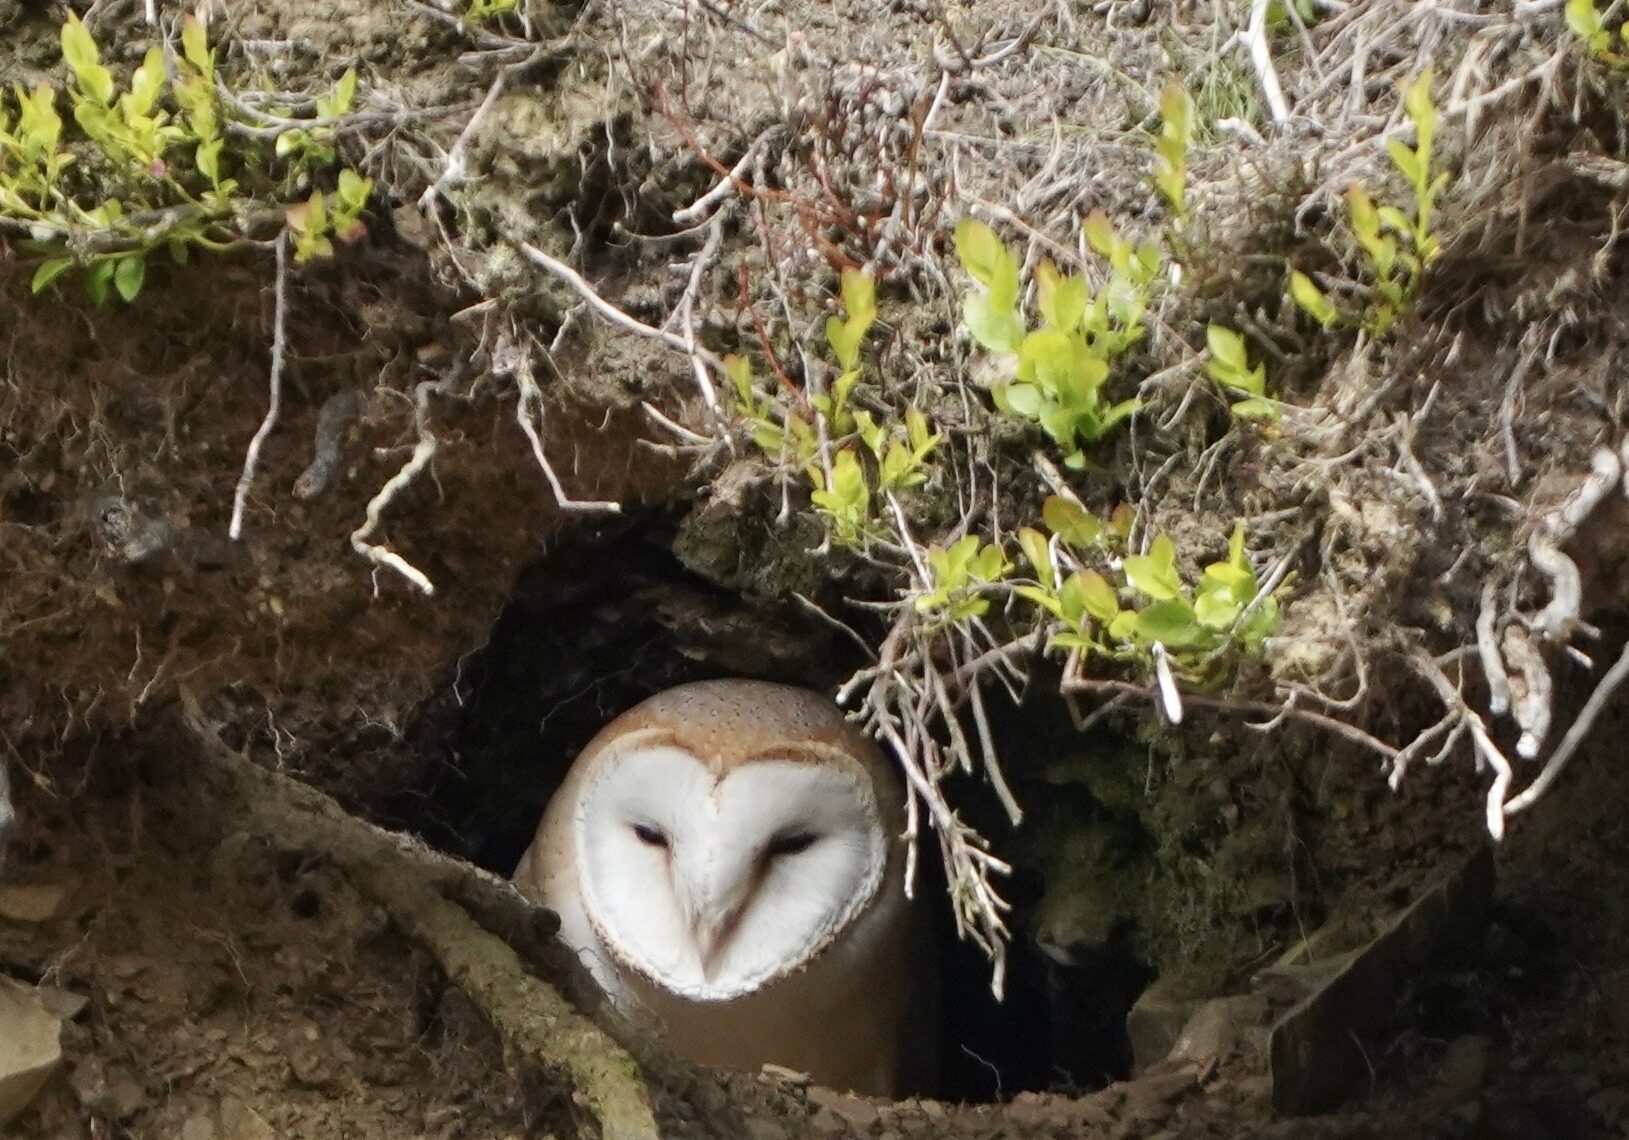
1291, 71, 1447, 336
1567, 0, 1629, 67
1015, 500, 1282, 680
724, 268, 942, 549
955, 214, 1156, 469
3, 15, 370, 303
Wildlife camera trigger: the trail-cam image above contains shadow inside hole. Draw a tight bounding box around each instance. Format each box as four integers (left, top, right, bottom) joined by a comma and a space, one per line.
393, 528, 1155, 1104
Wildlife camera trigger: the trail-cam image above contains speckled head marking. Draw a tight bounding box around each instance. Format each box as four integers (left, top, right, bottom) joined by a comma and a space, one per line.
567, 680, 901, 1001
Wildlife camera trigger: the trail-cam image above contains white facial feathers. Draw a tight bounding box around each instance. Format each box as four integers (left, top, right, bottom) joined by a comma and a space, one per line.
574, 741, 887, 1001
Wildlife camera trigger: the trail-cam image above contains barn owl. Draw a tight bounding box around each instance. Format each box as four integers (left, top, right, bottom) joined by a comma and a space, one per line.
512, 679, 924, 1098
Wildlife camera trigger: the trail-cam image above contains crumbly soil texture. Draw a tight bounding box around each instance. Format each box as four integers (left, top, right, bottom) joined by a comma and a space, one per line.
3, 0, 1629, 1137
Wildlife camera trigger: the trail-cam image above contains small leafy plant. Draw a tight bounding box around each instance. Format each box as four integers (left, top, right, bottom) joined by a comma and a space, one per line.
1152, 82, 1194, 224
1291, 71, 1448, 335
1204, 325, 1278, 421
955, 214, 1155, 468
724, 267, 942, 550
1566, 0, 1629, 67
3, 15, 370, 303
1016, 497, 1281, 681
914, 536, 1011, 628
466, 0, 521, 25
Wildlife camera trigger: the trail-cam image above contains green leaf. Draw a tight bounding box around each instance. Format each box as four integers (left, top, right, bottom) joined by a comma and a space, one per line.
331, 68, 359, 117
85, 259, 116, 306
182, 17, 213, 74
1566, 0, 1604, 36
113, 254, 145, 302
30, 258, 72, 293
1386, 139, 1423, 186
1123, 535, 1182, 601
1347, 185, 1379, 241
968, 542, 1009, 582
1082, 210, 1116, 258
1015, 584, 1063, 617
1205, 325, 1247, 373
1194, 590, 1243, 630
1018, 528, 1055, 591
1134, 600, 1205, 647
1042, 496, 1102, 548
954, 218, 1020, 309
963, 292, 1025, 355
61, 16, 114, 106
1159, 81, 1192, 140
1402, 69, 1435, 134
1077, 569, 1120, 622
1036, 261, 1089, 332
126, 47, 166, 118
1289, 269, 1338, 326
1230, 397, 1280, 421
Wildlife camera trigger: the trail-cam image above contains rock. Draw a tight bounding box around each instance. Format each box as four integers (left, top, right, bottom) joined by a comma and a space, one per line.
1433, 1035, 1492, 1103
0, 978, 66, 1124
1269, 847, 1495, 1115
1126, 980, 1201, 1075
0, 882, 71, 923
1121, 1063, 1199, 1124
1169, 993, 1270, 1067
180, 1112, 219, 1140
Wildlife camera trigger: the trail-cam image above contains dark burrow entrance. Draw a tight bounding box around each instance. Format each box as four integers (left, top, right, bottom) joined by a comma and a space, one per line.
390, 518, 1156, 1105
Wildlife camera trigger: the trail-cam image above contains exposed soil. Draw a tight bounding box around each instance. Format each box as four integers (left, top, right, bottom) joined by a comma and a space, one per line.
4, 0, 1629, 1137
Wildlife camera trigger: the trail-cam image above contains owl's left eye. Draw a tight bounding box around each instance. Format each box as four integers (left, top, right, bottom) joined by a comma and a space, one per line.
766, 831, 817, 858
632, 823, 670, 849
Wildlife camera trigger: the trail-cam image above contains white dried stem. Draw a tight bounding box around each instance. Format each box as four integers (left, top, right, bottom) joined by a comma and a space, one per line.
229, 234, 290, 541
671, 127, 777, 226
419, 70, 508, 211
349, 380, 444, 596
1242, 0, 1293, 124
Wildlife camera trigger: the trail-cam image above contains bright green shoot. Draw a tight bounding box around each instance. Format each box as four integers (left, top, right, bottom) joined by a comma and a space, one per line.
1289, 70, 1449, 336
1152, 82, 1194, 223
1566, 0, 1629, 67
5, 15, 370, 303
954, 214, 1153, 469
914, 536, 1011, 627
1204, 325, 1279, 422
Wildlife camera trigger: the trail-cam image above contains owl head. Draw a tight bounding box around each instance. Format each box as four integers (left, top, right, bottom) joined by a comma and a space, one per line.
565, 680, 903, 1001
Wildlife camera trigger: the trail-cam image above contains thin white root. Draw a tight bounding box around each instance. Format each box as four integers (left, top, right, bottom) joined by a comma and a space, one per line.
1501, 625, 1551, 760
1528, 532, 1581, 643
1412, 653, 1516, 841
229, 234, 290, 541
509, 353, 621, 515
349, 381, 444, 596
1475, 581, 1511, 716
1505, 637, 1629, 817
419, 71, 508, 211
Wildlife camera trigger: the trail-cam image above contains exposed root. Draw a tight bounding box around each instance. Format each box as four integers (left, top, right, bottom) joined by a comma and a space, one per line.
175, 689, 669, 1140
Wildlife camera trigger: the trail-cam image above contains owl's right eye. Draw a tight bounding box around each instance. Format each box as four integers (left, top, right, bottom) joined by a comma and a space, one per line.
632, 823, 670, 849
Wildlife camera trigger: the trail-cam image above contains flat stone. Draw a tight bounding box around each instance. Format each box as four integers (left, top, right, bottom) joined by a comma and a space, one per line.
1169, 993, 1270, 1067
1269, 847, 1495, 1116
1126, 980, 1202, 1075
0, 979, 65, 1125
0, 882, 70, 923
